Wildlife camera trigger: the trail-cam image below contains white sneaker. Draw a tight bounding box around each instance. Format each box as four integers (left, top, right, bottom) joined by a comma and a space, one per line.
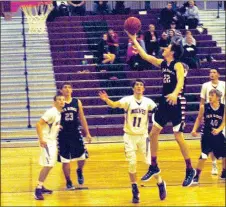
211, 163, 218, 175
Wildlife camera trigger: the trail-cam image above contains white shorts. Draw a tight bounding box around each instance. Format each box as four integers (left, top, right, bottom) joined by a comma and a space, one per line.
59, 153, 86, 163
123, 133, 151, 164
39, 140, 57, 167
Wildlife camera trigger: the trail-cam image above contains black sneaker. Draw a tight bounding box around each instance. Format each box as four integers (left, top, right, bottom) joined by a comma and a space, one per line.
34, 188, 44, 200
157, 181, 167, 200
42, 186, 53, 194
182, 168, 196, 187
220, 169, 226, 179
85, 149, 89, 159
141, 165, 161, 181
192, 175, 199, 185
66, 181, 75, 190
132, 184, 140, 203
77, 168, 84, 185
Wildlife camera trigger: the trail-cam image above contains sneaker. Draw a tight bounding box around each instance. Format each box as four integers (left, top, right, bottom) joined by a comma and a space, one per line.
220, 169, 226, 179
34, 188, 44, 200
66, 181, 75, 190
132, 184, 140, 203
42, 186, 53, 194
85, 149, 89, 159
141, 165, 161, 181
77, 169, 84, 185
192, 175, 199, 185
157, 181, 167, 200
182, 168, 196, 187
211, 163, 218, 175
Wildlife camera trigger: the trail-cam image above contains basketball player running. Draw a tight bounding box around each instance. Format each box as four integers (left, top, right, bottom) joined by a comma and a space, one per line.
58, 82, 92, 190
125, 31, 196, 186
199, 68, 225, 175
34, 94, 65, 200
99, 79, 167, 203
191, 89, 226, 183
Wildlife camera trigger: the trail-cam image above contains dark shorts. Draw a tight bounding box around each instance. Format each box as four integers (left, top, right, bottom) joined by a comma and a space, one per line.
57, 131, 85, 162
153, 96, 186, 132
201, 133, 226, 159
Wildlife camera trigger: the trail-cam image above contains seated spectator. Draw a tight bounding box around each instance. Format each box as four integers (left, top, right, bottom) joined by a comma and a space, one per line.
167, 29, 178, 44
182, 30, 196, 46
184, 0, 199, 29
94, 1, 110, 15
159, 2, 177, 29
107, 28, 119, 56
97, 33, 115, 64
166, 21, 182, 37
67, 1, 86, 16
112, 1, 130, 14
181, 35, 200, 69
144, 24, 159, 56
158, 31, 170, 57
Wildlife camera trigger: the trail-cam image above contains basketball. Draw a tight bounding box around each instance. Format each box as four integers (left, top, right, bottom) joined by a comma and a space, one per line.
124, 17, 141, 35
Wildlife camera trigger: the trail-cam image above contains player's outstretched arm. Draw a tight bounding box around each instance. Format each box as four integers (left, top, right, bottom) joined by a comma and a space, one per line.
191, 105, 204, 137
36, 119, 47, 147
125, 30, 163, 68
99, 90, 122, 108
212, 107, 225, 135
78, 100, 92, 143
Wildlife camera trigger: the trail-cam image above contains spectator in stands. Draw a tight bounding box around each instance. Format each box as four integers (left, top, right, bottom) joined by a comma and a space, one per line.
94, 1, 110, 15
67, 1, 86, 16
107, 28, 119, 57
112, 1, 130, 15
181, 35, 200, 69
166, 21, 182, 37
144, 24, 159, 56
158, 31, 170, 57
159, 2, 177, 29
97, 33, 115, 64
182, 30, 196, 46
184, 0, 199, 29
167, 29, 180, 44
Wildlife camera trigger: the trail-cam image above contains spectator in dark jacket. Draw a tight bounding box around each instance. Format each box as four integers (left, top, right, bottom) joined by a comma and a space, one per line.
144, 24, 159, 56
158, 31, 170, 57
94, 1, 109, 15
107, 28, 119, 56
67, 1, 86, 16
160, 2, 177, 29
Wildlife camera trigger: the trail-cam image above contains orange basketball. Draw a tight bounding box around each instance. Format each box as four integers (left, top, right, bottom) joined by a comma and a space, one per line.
124, 17, 141, 35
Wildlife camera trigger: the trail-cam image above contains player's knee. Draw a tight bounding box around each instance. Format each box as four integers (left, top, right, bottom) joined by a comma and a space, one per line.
128, 163, 136, 174
173, 122, 185, 133
199, 152, 208, 160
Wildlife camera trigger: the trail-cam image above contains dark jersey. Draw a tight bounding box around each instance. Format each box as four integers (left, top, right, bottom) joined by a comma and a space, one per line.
60, 98, 80, 133
160, 60, 187, 96
203, 103, 224, 135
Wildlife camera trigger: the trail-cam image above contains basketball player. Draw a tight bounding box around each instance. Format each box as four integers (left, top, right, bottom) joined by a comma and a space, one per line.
191, 89, 226, 183
99, 79, 167, 203
58, 82, 92, 190
199, 68, 225, 175
34, 94, 65, 200
125, 31, 196, 186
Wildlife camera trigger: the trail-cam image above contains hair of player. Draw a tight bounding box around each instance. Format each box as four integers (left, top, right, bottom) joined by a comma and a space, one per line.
53, 93, 64, 101
131, 79, 146, 88
171, 42, 184, 60
60, 82, 73, 89
209, 89, 222, 99
210, 68, 220, 75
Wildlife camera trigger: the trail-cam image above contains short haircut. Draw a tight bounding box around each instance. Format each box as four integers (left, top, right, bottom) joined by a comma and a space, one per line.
53, 93, 64, 101
209, 89, 222, 99
60, 82, 73, 89
171, 42, 184, 60
131, 79, 145, 88
210, 68, 220, 74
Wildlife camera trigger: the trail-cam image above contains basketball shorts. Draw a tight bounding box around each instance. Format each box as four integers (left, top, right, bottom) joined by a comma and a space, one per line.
57, 131, 86, 163
201, 133, 226, 159
39, 140, 57, 167
123, 133, 151, 165
153, 96, 186, 132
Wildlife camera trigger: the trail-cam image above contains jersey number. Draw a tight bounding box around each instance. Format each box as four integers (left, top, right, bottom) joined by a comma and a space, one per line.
133, 117, 141, 127
210, 120, 218, 127
163, 74, 171, 83
65, 112, 74, 121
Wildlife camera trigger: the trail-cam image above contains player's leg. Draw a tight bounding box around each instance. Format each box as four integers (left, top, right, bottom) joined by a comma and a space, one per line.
220, 158, 226, 179
209, 152, 218, 175
123, 134, 140, 203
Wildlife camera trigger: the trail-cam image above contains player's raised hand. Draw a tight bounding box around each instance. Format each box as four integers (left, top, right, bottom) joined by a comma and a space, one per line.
165, 92, 178, 105
124, 30, 137, 42
191, 130, 198, 137
98, 90, 109, 102
211, 128, 221, 136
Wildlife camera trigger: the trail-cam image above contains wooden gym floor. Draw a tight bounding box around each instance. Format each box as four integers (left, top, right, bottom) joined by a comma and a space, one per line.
1, 140, 225, 206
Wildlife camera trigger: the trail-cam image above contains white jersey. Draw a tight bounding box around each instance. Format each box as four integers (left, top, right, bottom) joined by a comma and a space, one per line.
41, 107, 61, 141
118, 95, 157, 135
200, 81, 225, 104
